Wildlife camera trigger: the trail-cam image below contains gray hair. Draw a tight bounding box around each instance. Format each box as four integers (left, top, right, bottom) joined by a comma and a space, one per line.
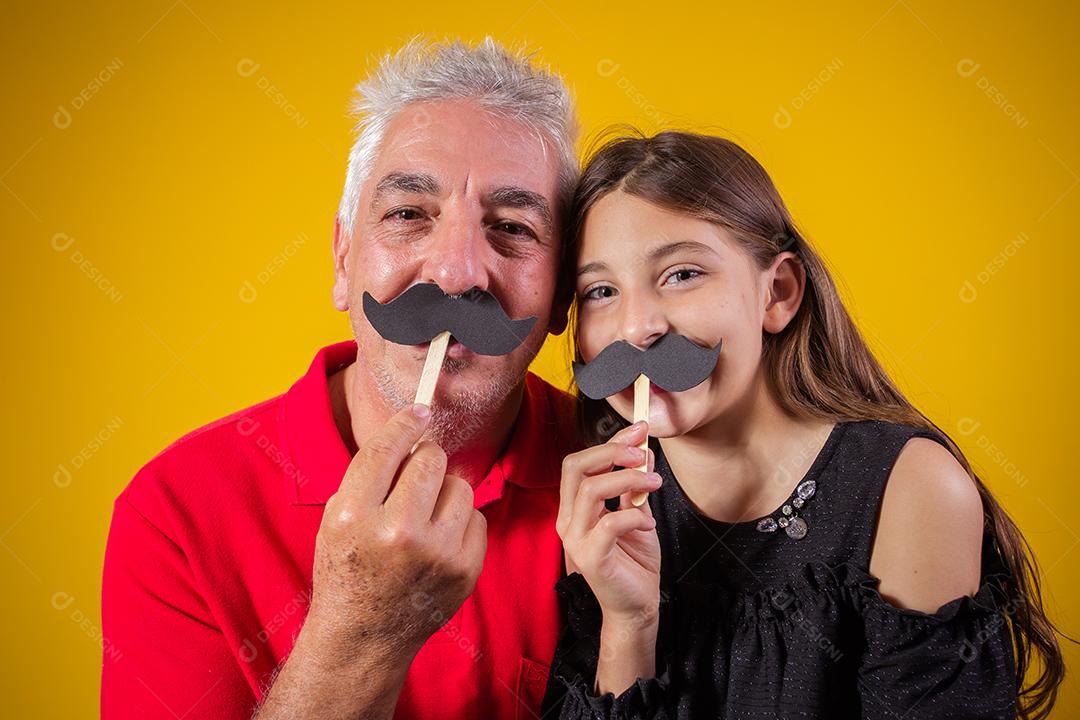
336, 36, 579, 242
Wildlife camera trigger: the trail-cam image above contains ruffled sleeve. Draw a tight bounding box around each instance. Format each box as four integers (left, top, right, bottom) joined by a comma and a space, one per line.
541, 572, 673, 720
854, 537, 1018, 719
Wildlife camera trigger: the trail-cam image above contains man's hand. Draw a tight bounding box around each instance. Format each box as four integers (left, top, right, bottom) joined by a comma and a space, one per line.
255, 403, 488, 719
313, 402, 488, 656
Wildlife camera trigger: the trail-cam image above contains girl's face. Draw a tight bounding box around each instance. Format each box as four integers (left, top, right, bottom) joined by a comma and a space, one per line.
576, 190, 790, 438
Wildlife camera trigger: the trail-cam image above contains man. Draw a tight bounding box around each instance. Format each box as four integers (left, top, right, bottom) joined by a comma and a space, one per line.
102, 37, 580, 718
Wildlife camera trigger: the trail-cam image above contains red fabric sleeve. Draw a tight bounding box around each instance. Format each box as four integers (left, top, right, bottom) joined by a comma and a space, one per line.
101, 493, 256, 719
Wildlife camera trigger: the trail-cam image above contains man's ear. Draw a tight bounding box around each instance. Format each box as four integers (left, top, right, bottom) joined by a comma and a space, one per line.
762, 251, 805, 334
331, 217, 350, 312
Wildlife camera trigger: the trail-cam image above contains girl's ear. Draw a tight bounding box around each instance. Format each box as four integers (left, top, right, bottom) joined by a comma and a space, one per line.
762, 251, 806, 334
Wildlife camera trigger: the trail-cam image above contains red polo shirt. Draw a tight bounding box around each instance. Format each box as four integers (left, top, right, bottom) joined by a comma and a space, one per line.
101, 340, 579, 718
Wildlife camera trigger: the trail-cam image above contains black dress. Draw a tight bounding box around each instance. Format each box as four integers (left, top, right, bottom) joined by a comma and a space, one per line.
541, 420, 1017, 719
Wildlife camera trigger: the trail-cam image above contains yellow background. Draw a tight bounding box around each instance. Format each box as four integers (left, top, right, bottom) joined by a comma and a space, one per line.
3, 0, 1077, 715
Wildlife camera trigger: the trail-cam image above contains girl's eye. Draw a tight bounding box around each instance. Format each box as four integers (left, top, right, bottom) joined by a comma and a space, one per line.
582, 285, 617, 302
663, 267, 703, 286
386, 207, 424, 222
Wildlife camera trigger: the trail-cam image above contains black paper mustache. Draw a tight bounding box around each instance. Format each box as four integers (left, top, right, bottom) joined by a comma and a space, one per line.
573, 334, 723, 399
362, 283, 538, 356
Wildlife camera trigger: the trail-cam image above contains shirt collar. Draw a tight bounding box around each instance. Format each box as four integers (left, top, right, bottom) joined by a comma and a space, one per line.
281, 340, 576, 507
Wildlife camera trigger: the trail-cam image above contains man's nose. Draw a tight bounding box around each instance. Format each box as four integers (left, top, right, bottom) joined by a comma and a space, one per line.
619, 291, 669, 350
420, 211, 489, 296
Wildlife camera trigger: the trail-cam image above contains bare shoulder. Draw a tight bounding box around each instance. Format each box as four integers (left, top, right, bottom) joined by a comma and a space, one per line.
868, 435, 985, 614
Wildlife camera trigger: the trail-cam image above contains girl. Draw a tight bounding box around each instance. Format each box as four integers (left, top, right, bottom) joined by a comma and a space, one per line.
541, 131, 1068, 719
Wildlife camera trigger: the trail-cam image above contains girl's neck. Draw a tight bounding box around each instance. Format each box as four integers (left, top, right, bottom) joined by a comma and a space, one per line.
657, 368, 835, 524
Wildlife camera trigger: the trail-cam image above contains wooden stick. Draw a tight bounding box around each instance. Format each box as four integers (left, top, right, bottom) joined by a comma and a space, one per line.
414, 330, 450, 407
410, 330, 450, 454
630, 373, 650, 507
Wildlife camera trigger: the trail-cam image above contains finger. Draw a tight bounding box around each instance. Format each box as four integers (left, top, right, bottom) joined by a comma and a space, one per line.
620, 486, 658, 513
563, 547, 580, 577
430, 473, 473, 533
561, 436, 643, 509
607, 419, 649, 447
610, 423, 652, 478
564, 437, 648, 483
341, 404, 432, 506
558, 441, 648, 533
625, 446, 656, 508
385, 440, 447, 523
568, 469, 661, 540
461, 509, 488, 569
587, 507, 657, 555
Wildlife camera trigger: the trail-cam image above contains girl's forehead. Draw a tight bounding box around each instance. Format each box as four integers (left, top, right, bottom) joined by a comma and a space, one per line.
578, 193, 735, 270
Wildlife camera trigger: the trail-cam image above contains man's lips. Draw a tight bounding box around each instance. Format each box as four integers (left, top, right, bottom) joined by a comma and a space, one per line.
412, 336, 475, 360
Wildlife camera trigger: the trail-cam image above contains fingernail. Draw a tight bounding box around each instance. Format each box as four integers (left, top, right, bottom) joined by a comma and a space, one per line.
412, 403, 430, 419
647, 472, 662, 486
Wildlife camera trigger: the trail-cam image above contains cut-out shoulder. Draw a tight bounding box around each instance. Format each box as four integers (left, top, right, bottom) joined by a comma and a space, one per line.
544, 422, 1019, 718
869, 436, 984, 613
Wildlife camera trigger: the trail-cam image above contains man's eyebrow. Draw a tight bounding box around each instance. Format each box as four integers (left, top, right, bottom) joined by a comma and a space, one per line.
577, 240, 717, 277
370, 171, 441, 207
484, 186, 553, 232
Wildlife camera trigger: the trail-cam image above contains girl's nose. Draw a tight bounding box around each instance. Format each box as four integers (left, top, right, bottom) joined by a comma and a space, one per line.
619, 292, 668, 350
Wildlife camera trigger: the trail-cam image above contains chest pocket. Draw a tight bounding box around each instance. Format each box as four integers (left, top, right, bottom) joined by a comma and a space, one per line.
515, 656, 551, 720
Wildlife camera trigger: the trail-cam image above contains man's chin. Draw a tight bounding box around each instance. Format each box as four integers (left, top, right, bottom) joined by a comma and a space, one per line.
429, 361, 521, 406
369, 329, 541, 402
371, 351, 514, 404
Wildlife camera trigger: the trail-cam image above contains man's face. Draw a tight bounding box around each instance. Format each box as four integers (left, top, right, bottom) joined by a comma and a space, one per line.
333, 99, 565, 444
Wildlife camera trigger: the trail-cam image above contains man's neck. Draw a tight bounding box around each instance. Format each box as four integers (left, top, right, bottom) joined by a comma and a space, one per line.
328, 358, 525, 489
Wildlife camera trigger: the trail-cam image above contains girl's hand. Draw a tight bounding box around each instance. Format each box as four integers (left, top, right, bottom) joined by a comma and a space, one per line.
557, 421, 662, 624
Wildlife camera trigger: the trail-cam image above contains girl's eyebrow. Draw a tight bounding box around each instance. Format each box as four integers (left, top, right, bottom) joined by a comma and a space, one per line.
646, 239, 717, 262
577, 240, 717, 277
577, 260, 608, 277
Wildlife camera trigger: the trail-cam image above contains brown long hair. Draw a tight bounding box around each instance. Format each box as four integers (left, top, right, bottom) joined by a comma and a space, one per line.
563, 129, 1070, 719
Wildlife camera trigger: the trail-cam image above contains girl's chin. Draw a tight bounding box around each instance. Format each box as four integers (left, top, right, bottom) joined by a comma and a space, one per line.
640, 416, 693, 439
607, 393, 706, 438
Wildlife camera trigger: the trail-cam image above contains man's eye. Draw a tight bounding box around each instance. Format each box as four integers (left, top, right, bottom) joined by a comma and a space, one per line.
493, 221, 534, 238
386, 208, 423, 222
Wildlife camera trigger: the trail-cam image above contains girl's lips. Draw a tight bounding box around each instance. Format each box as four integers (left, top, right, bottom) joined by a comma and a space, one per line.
617, 381, 669, 404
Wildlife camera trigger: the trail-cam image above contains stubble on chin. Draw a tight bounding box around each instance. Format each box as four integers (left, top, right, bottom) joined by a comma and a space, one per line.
364, 340, 537, 455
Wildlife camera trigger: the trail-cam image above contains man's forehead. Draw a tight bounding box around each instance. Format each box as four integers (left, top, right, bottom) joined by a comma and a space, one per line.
366, 101, 559, 197
382, 98, 543, 146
